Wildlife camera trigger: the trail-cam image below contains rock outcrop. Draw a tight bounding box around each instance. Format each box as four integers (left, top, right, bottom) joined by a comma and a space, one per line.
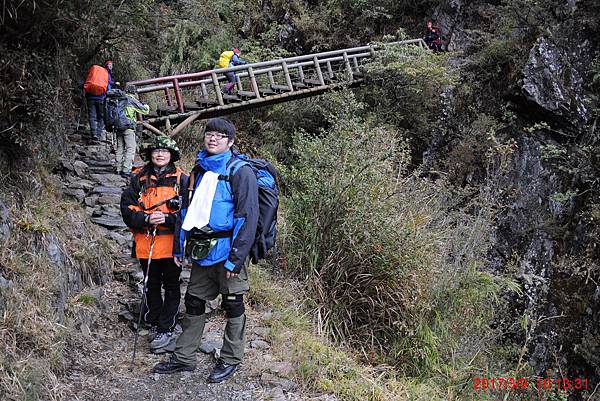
522, 37, 591, 127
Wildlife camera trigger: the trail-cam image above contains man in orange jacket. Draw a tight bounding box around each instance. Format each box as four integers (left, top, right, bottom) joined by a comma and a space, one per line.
84, 60, 114, 140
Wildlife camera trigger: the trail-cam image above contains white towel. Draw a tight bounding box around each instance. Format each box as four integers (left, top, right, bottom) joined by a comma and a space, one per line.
182, 171, 220, 231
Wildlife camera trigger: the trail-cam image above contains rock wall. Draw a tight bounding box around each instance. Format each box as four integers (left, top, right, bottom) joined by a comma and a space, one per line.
434, 0, 600, 381
521, 37, 591, 129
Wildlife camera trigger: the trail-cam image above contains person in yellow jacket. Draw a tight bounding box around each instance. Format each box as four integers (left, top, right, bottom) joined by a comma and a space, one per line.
120, 135, 189, 353
217, 48, 247, 95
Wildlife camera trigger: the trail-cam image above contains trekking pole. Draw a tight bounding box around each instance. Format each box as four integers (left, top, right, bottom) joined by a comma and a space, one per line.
130, 225, 157, 371
75, 104, 83, 133
76, 89, 85, 133
271, 242, 278, 274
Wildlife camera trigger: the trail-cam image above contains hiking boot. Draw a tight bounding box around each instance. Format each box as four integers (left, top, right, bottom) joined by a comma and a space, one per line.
153, 357, 195, 374
207, 359, 238, 383
152, 338, 176, 354
150, 331, 174, 350
147, 326, 158, 343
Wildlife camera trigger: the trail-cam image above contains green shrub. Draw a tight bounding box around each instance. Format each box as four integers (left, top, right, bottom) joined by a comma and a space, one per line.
281, 119, 516, 386
362, 44, 455, 154
259, 89, 365, 161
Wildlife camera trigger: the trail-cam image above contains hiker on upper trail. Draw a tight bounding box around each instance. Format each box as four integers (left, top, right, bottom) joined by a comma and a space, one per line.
110, 84, 150, 178
120, 135, 189, 354
83, 60, 114, 140
217, 48, 247, 95
153, 118, 259, 383
424, 20, 443, 52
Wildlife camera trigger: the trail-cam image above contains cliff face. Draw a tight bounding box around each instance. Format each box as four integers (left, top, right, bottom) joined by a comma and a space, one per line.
433, 0, 600, 379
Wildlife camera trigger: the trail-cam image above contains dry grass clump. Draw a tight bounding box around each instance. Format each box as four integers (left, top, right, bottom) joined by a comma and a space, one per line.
280, 120, 517, 389
0, 173, 114, 401
249, 265, 413, 401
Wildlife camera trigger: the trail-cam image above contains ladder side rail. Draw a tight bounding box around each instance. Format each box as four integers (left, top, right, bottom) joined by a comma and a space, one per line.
137, 51, 373, 96
164, 88, 173, 107
211, 72, 224, 106
247, 67, 261, 98
172, 78, 185, 113
281, 61, 294, 92
128, 40, 415, 91
343, 52, 353, 81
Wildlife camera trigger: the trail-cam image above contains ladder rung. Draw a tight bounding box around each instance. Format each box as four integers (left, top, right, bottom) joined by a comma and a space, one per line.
157, 106, 178, 116
221, 94, 242, 102
260, 89, 278, 96
196, 98, 219, 106
303, 79, 324, 86
237, 90, 257, 98
292, 82, 309, 89
184, 105, 203, 111
271, 84, 292, 92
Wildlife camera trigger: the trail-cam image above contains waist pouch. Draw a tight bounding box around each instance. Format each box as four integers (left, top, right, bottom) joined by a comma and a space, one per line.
185, 227, 232, 260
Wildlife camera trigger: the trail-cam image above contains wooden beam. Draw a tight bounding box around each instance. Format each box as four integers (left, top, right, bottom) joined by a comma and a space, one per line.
171, 113, 201, 137
146, 83, 358, 125
142, 122, 163, 136
212, 72, 224, 106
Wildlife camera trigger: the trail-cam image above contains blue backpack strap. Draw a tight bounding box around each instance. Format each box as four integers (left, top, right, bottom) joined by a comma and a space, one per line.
226, 155, 251, 178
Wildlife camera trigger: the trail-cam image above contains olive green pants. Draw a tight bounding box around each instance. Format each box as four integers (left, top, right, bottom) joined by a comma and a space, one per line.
173, 261, 249, 366
115, 128, 136, 173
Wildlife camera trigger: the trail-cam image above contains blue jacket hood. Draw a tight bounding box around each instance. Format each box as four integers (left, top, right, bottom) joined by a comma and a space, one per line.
196, 150, 233, 175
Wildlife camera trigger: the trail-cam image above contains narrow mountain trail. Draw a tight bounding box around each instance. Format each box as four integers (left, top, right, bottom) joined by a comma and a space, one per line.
57, 128, 336, 401
61, 278, 314, 401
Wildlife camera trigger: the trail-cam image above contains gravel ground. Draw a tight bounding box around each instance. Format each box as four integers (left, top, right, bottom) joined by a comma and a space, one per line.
60, 278, 333, 401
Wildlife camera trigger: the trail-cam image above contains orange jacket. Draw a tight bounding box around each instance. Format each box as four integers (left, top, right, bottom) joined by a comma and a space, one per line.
120, 165, 188, 259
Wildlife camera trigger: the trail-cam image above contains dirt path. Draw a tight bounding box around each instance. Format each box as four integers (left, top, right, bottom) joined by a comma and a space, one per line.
61, 274, 332, 401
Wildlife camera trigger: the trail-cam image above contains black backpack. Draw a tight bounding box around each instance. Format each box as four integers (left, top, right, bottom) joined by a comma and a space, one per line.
104, 89, 133, 131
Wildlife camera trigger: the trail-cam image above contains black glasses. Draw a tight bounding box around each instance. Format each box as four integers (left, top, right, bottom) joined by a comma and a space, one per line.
204, 131, 229, 140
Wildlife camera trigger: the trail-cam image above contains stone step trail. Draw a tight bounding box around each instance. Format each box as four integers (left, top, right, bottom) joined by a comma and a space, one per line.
60, 128, 135, 249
